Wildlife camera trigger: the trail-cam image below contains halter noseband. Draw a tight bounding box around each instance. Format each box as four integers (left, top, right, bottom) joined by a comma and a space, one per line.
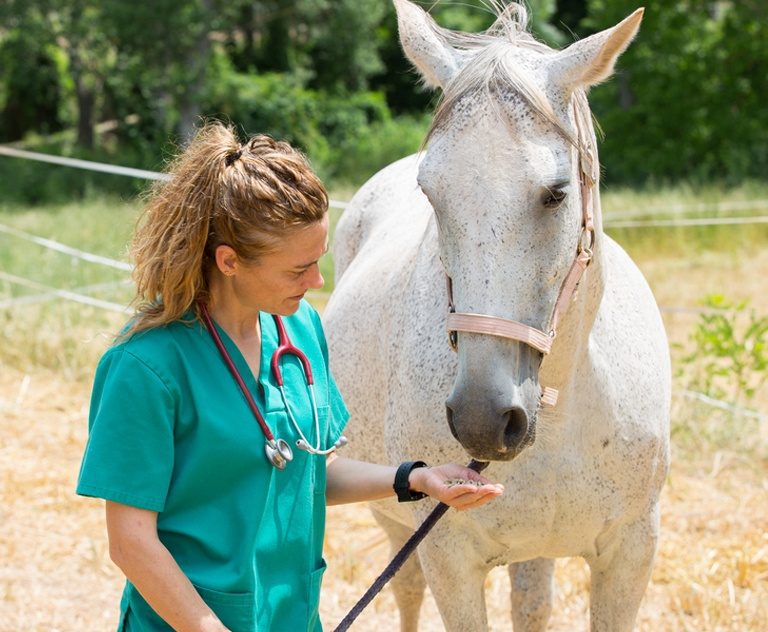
445, 110, 598, 408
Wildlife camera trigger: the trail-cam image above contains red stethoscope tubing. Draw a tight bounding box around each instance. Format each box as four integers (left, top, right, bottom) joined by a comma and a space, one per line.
271, 315, 314, 386
199, 302, 276, 442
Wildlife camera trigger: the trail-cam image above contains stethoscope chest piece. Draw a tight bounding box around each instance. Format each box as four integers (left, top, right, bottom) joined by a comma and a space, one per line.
265, 438, 294, 470
200, 302, 346, 470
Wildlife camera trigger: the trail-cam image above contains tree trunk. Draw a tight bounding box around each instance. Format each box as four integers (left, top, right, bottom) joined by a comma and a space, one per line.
240, 4, 257, 70
259, 0, 291, 72
68, 47, 95, 149
177, 0, 213, 144
75, 80, 95, 148
177, 89, 203, 146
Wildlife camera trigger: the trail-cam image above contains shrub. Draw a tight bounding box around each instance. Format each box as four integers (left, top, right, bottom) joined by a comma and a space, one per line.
677, 294, 768, 407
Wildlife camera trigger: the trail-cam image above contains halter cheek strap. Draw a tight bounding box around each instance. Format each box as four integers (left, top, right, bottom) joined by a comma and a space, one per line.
445, 110, 598, 408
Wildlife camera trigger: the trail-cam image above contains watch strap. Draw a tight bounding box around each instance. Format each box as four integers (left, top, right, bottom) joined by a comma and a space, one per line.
393, 460, 428, 502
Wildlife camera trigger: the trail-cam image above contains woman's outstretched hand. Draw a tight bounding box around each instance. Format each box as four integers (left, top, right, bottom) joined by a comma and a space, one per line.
408, 464, 504, 510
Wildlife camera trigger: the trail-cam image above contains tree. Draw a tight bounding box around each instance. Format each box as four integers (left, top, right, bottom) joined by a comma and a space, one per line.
551, 0, 589, 40
305, 0, 388, 93
100, 0, 218, 144
0, 28, 63, 142
0, 0, 113, 149
585, 0, 768, 184
709, 1, 768, 180
370, 0, 567, 114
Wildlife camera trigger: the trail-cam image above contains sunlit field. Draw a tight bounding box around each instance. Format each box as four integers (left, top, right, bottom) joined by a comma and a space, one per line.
1, 184, 766, 630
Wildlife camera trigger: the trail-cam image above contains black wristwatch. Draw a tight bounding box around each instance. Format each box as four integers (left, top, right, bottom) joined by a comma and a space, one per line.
393, 461, 429, 502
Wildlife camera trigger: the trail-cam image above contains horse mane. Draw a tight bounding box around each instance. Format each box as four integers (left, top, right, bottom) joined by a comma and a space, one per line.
425, 1, 597, 160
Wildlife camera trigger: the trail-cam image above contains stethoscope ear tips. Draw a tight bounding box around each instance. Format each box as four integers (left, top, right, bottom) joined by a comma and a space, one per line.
294, 435, 348, 456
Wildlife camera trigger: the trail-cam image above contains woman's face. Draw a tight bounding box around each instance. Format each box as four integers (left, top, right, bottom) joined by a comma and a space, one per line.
224, 215, 329, 316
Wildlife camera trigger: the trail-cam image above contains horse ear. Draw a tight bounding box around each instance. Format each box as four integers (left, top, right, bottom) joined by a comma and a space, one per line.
549, 8, 644, 91
393, 0, 460, 89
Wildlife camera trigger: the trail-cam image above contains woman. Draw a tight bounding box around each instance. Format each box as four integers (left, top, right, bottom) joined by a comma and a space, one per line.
77, 122, 503, 632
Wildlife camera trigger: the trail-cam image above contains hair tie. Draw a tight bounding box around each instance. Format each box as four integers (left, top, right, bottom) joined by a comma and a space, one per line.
225, 149, 242, 166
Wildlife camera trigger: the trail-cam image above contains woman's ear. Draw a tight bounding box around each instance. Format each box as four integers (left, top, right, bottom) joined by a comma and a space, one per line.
214, 244, 238, 277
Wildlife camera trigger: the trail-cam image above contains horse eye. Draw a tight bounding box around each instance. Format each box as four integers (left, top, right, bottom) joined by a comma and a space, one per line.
542, 188, 567, 210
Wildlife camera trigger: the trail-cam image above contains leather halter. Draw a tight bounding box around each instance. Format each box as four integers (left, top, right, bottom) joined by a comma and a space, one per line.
445, 107, 598, 408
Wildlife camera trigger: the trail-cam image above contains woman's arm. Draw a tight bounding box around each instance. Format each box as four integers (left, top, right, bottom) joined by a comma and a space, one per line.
105, 501, 229, 632
325, 456, 503, 508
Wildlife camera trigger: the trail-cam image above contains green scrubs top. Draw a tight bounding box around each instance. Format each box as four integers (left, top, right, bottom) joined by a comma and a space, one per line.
77, 301, 348, 631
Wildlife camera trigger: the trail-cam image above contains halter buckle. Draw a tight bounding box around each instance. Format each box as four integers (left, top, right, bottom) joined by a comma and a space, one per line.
578, 226, 595, 260
448, 303, 458, 352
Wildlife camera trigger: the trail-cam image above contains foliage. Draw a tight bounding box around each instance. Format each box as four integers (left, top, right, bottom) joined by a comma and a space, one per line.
677, 295, 768, 407
304, 0, 389, 92
0, 32, 64, 141
585, 0, 768, 185
332, 112, 430, 185
98, 0, 216, 143
0, 132, 160, 204
1, 0, 767, 194
201, 58, 399, 183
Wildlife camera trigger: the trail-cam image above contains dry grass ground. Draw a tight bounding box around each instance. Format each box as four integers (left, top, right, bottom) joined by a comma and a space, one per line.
1, 248, 766, 631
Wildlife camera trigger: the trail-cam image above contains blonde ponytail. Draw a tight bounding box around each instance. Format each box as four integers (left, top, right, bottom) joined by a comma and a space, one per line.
125, 121, 328, 337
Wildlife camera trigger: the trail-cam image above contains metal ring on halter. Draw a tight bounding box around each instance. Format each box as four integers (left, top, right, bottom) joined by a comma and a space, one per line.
448, 303, 458, 352
579, 226, 595, 258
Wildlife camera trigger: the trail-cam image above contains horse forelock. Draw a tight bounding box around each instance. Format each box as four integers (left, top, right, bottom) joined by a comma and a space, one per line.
427, 0, 535, 50
424, 1, 598, 167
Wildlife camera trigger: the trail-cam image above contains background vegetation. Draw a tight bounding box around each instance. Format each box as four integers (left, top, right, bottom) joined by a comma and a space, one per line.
2, 189, 767, 629
1, 2, 766, 628
1, 0, 767, 200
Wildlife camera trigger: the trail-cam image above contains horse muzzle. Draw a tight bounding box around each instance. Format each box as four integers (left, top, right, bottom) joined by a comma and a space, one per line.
445, 384, 539, 461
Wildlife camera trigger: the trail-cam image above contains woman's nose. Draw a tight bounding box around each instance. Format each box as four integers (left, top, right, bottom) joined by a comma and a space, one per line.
309, 267, 325, 290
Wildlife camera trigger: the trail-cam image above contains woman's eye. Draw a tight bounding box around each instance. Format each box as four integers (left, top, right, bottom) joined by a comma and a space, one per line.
542, 188, 567, 209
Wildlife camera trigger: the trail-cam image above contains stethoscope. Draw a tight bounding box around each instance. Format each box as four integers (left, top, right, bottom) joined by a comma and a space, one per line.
200, 303, 347, 469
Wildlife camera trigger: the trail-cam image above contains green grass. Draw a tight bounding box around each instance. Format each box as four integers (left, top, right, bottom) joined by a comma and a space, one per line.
0, 195, 345, 379
2, 183, 767, 381
0, 196, 138, 380
602, 180, 768, 214
601, 181, 768, 260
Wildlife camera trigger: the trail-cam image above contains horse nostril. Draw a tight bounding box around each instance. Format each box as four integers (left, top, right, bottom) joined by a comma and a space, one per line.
502, 406, 529, 448
445, 404, 460, 441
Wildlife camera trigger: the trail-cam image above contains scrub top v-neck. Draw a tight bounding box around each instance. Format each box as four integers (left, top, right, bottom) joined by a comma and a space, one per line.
77, 301, 349, 631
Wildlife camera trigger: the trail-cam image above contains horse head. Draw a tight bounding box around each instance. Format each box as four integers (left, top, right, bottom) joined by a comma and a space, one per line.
394, 0, 643, 461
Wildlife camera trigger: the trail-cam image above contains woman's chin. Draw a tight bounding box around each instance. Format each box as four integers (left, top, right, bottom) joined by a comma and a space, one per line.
276, 297, 304, 316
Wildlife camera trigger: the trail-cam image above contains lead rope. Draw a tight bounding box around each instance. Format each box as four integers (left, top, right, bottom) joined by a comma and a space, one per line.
333, 459, 489, 631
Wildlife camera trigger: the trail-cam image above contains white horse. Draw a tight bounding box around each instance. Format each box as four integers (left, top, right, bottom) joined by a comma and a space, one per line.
324, 1, 670, 630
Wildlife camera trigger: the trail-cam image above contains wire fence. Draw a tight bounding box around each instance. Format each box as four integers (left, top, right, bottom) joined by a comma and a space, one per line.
0, 270, 131, 314
1, 146, 766, 421
0, 146, 349, 210
3, 146, 767, 315
605, 197, 768, 220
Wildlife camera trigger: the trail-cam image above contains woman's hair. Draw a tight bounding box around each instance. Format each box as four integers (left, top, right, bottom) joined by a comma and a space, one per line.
125, 121, 328, 337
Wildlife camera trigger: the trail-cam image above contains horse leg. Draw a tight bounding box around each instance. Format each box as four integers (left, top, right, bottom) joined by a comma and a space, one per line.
508, 558, 555, 631
587, 510, 660, 631
370, 507, 426, 632
418, 534, 489, 631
